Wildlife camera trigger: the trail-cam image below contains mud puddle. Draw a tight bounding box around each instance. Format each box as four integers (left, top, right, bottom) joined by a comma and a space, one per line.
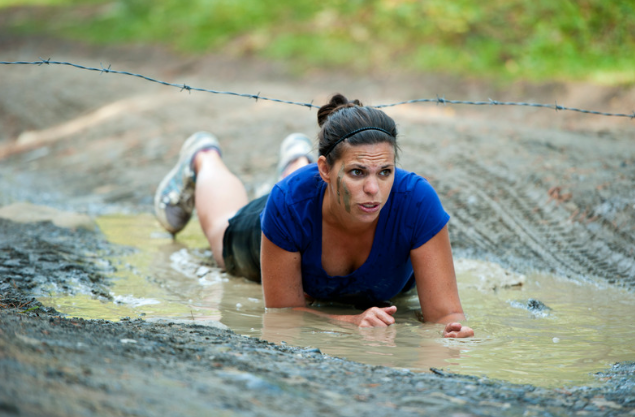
39, 213, 635, 389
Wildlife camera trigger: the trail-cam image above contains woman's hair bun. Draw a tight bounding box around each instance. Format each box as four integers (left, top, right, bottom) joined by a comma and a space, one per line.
317, 93, 363, 127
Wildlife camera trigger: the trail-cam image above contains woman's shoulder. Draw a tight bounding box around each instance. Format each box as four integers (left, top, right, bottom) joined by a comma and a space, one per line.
271, 163, 324, 205
263, 164, 322, 252
389, 168, 449, 248
392, 168, 436, 195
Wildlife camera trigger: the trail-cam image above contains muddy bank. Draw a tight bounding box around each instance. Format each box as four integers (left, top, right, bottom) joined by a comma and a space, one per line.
1, 217, 634, 417
0, 216, 129, 301
2, 308, 633, 417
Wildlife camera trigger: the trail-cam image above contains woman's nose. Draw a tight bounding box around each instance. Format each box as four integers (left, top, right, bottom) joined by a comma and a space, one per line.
363, 177, 379, 195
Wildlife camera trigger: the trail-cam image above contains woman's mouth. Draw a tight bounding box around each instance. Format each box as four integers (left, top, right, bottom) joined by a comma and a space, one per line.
358, 203, 381, 213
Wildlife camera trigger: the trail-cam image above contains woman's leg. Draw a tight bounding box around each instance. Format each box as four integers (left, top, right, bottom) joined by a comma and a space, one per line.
193, 132, 311, 270
281, 156, 310, 178
193, 150, 248, 268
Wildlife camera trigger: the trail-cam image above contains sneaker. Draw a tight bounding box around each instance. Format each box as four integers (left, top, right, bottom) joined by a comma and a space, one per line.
276, 133, 316, 180
154, 131, 221, 235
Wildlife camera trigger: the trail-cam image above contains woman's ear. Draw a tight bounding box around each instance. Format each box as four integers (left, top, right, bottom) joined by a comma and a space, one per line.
317, 156, 331, 184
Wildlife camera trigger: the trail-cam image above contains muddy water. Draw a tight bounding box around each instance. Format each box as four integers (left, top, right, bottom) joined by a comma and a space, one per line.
39, 214, 635, 389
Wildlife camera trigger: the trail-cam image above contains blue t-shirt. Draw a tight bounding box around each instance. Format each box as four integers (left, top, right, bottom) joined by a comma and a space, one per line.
260, 163, 449, 307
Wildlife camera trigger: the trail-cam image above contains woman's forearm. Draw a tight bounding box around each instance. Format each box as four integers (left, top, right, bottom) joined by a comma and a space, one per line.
431, 312, 467, 325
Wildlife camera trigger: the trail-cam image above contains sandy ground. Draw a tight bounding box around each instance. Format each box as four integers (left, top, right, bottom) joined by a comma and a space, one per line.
1, 32, 634, 416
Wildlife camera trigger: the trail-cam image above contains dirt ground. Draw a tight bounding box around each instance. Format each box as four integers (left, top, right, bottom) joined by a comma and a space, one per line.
1, 32, 634, 416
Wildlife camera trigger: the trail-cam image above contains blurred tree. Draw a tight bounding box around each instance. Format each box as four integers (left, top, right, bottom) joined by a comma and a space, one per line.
3, 0, 634, 84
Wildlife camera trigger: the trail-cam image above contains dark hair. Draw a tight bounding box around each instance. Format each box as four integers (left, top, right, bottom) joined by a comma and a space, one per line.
317, 93, 399, 166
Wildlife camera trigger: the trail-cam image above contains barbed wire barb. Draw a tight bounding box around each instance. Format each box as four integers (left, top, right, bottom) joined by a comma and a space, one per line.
0, 59, 633, 120
99, 63, 112, 74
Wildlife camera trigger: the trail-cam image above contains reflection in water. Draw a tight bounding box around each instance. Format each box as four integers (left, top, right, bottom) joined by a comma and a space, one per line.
259, 307, 462, 371
39, 214, 635, 389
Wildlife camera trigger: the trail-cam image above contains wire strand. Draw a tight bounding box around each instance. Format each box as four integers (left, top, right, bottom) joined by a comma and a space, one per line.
2, 59, 633, 119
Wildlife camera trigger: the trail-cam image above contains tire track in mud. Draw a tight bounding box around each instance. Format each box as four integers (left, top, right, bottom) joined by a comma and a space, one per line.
437, 156, 635, 290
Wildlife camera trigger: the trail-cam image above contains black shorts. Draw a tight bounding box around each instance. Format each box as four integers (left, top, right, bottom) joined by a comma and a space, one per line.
222, 194, 269, 283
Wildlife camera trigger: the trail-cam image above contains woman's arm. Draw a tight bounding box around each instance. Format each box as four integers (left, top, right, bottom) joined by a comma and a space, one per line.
260, 233, 305, 308
410, 225, 474, 338
261, 233, 397, 327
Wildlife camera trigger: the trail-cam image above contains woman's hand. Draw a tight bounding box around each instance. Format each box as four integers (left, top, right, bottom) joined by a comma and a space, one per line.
443, 322, 474, 338
410, 226, 475, 338
344, 306, 397, 327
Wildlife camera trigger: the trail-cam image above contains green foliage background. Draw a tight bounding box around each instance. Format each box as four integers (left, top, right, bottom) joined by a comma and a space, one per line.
2, 0, 634, 84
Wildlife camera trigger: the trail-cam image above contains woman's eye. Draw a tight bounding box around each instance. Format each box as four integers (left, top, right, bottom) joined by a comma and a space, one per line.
380, 169, 392, 176
351, 169, 363, 176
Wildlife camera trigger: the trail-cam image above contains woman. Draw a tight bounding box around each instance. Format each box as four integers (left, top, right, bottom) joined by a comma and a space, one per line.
155, 94, 473, 338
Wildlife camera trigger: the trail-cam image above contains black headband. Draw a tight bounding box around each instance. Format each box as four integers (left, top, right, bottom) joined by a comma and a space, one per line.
322, 127, 393, 158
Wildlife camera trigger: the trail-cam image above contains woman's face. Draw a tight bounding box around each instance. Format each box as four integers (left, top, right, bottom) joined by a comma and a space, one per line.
319, 141, 396, 224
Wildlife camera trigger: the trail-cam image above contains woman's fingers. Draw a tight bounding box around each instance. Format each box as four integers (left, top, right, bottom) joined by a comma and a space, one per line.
444, 322, 462, 333
443, 322, 474, 338
358, 306, 397, 327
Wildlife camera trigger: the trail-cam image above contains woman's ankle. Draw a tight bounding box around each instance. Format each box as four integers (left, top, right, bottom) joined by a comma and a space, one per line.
193, 148, 222, 174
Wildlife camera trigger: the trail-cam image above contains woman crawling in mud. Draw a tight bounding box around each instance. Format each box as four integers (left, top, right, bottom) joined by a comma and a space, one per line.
154, 93, 473, 338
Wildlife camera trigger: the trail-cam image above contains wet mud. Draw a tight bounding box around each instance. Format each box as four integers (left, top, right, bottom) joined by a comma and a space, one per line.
1, 222, 634, 416
1, 31, 635, 416
0, 218, 130, 302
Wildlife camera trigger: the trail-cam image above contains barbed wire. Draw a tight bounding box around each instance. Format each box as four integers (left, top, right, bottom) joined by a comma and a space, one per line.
1, 58, 634, 120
